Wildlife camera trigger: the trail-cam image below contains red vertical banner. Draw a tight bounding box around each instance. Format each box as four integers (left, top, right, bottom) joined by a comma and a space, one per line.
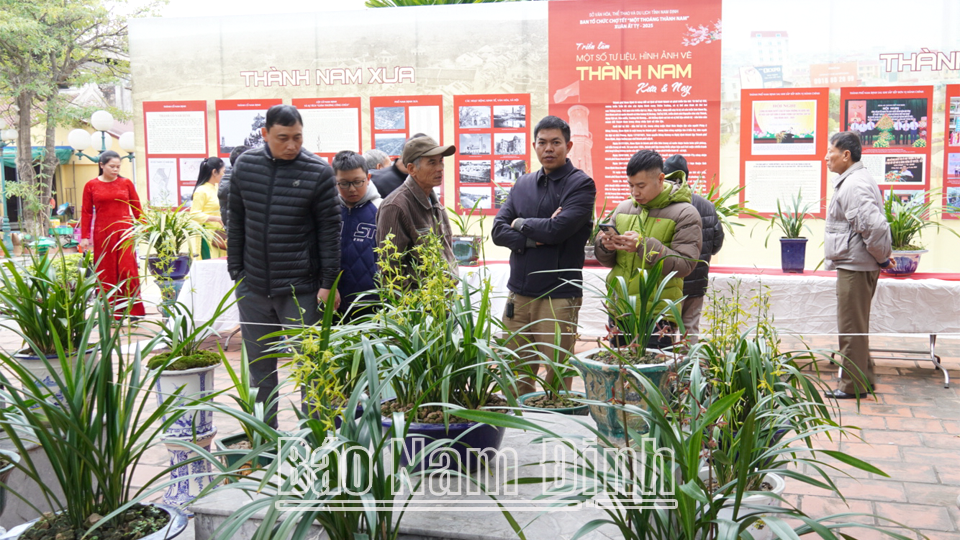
548, 0, 722, 211
142, 100, 208, 206
292, 97, 362, 164
369, 95, 444, 159
942, 85, 960, 218
738, 88, 829, 218
214, 99, 283, 159
453, 94, 530, 216
840, 86, 932, 205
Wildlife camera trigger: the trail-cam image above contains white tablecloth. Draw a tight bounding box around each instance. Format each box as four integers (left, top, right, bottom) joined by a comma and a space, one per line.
707, 273, 960, 337
176, 260, 960, 339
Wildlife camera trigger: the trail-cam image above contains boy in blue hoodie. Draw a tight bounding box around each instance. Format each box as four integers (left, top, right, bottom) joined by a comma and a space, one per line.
332, 151, 382, 320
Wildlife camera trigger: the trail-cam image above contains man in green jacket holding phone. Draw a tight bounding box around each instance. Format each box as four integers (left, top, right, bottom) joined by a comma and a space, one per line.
595, 149, 702, 349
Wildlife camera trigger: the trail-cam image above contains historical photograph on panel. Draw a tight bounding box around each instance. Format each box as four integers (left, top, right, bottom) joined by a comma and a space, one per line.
459, 133, 491, 155
494, 159, 526, 184
881, 155, 924, 184
459, 106, 490, 128
494, 105, 526, 128
459, 186, 492, 210
375, 133, 406, 156
947, 187, 960, 209
459, 159, 491, 184
374, 107, 406, 130
846, 98, 928, 148
494, 186, 511, 209
494, 133, 526, 155
218, 109, 267, 155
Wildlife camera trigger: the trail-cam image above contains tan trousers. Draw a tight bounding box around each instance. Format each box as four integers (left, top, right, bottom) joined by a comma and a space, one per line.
836, 268, 880, 394
503, 293, 583, 396
681, 295, 705, 345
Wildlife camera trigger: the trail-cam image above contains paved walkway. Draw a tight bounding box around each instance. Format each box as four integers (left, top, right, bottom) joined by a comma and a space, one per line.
1, 314, 958, 540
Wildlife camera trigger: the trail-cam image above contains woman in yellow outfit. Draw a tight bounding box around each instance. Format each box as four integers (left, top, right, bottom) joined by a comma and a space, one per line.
190, 157, 226, 259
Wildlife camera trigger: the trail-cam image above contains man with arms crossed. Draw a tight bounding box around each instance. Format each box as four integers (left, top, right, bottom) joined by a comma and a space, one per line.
492, 115, 596, 396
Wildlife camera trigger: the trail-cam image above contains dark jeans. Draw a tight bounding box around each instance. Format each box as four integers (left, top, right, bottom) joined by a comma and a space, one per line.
235, 279, 321, 428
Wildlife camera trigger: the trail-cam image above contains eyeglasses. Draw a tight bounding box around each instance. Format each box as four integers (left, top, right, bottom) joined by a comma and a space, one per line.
336, 180, 366, 189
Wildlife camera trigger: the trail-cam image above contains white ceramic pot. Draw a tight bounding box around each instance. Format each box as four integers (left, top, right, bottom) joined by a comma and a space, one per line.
161, 428, 218, 509
699, 468, 785, 540
153, 363, 219, 437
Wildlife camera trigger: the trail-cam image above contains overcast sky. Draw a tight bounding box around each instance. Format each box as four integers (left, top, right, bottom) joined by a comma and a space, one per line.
160, 0, 369, 18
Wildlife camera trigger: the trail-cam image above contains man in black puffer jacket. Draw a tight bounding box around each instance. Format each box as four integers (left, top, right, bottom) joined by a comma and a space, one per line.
228, 104, 341, 426
663, 155, 724, 344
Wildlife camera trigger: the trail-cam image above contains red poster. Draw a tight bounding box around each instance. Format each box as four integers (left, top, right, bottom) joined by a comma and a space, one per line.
292, 97, 362, 164
739, 88, 829, 218
840, 86, 932, 204
942, 85, 960, 218
141, 100, 208, 206
214, 98, 283, 159
548, 0, 722, 211
369, 95, 444, 159
453, 94, 531, 216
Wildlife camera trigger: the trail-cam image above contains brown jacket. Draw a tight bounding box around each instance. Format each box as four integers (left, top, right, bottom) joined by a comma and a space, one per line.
375, 176, 457, 279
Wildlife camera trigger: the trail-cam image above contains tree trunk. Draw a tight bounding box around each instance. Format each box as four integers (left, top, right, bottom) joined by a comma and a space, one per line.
15, 91, 42, 239
39, 97, 60, 233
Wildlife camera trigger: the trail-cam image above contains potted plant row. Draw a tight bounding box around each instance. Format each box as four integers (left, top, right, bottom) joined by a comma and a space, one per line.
0, 273, 192, 539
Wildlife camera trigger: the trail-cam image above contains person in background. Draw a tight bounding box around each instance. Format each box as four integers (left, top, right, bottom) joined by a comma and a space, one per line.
363, 148, 391, 172
228, 104, 341, 427
595, 149, 701, 351
823, 131, 893, 399
218, 145, 250, 233
79, 150, 146, 319
492, 115, 596, 396
190, 156, 225, 259
662, 154, 724, 345
371, 132, 427, 198
376, 135, 457, 279
332, 150, 381, 319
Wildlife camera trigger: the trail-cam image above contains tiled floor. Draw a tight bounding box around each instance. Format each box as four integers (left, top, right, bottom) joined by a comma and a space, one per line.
2, 310, 958, 540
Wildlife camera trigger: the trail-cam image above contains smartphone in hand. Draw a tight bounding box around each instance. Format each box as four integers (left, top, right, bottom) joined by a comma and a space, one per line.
597, 223, 620, 235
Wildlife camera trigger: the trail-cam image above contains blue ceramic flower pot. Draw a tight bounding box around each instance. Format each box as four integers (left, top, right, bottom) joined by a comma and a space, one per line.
881, 249, 927, 277
779, 237, 807, 273
381, 401, 508, 472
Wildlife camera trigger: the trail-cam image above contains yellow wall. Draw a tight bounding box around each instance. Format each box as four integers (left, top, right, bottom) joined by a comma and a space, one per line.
52, 126, 137, 218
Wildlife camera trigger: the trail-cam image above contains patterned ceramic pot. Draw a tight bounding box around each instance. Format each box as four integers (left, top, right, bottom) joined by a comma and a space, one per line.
13, 348, 94, 407
881, 249, 927, 277
153, 363, 219, 438
161, 428, 218, 509
569, 348, 681, 446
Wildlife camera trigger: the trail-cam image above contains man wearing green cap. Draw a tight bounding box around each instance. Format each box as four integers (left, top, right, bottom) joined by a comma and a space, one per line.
376, 135, 457, 279
595, 149, 702, 349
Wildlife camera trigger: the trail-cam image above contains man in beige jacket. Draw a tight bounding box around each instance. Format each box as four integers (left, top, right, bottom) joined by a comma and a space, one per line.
823, 131, 894, 399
